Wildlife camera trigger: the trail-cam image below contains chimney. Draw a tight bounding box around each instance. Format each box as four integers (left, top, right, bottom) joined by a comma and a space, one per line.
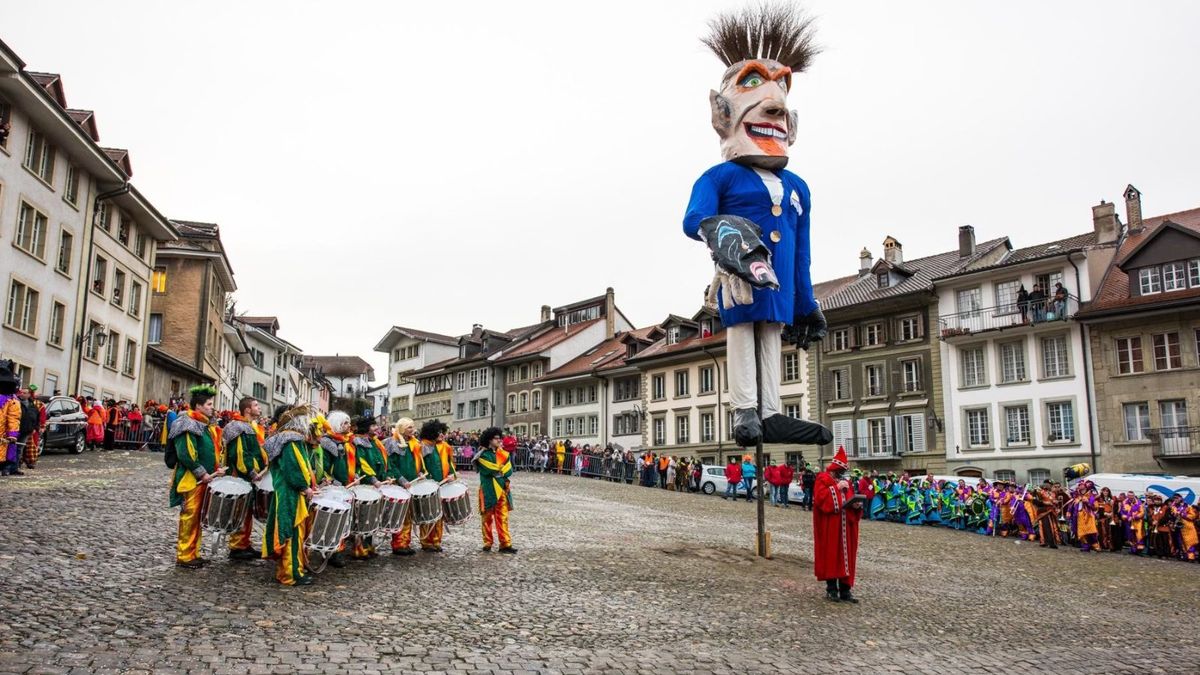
858, 248, 872, 277
958, 225, 976, 258
604, 287, 616, 339
1092, 200, 1119, 244
1124, 184, 1143, 232
882, 237, 902, 265
540, 304, 551, 323
471, 323, 483, 340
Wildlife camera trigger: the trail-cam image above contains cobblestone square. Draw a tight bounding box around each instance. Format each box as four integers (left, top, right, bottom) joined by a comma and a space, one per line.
0, 452, 1196, 674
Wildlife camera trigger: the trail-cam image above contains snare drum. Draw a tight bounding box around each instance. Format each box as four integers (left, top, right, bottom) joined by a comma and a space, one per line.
409, 479, 442, 525
349, 485, 384, 536
439, 481, 472, 526
253, 470, 274, 522
307, 497, 352, 554
377, 484, 412, 534
318, 484, 355, 505
203, 476, 253, 533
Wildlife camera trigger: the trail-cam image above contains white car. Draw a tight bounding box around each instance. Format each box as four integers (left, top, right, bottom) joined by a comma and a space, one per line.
699, 464, 762, 497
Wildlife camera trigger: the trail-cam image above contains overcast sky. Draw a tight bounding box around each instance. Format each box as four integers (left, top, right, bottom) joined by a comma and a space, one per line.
7, 1, 1199, 380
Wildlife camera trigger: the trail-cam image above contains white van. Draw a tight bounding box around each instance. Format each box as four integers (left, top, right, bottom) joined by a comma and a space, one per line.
1069, 473, 1199, 505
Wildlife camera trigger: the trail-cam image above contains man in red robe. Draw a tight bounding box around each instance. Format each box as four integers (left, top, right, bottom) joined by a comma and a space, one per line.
813, 446, 862, 603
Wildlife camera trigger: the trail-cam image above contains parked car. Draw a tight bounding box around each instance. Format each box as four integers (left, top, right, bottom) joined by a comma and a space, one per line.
40, 396, 87, 454
699, 464, 760, 497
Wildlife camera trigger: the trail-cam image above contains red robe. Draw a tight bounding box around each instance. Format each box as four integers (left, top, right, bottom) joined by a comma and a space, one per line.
812, 471, 861, 585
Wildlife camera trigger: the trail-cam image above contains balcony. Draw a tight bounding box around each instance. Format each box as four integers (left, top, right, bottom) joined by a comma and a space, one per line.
938, 296, 1078, 339
1149, 426, 1200, 459
848, 443, 899, 461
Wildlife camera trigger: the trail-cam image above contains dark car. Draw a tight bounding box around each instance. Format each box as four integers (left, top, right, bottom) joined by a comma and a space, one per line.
41, 396, 87, 454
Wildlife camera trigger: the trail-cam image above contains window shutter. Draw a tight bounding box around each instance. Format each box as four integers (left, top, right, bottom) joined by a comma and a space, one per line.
832, 419, 851, 453
855, 418, 868, 457
911, 413, 926, 452
821, 370, 833, 402
894, 415, 907, 454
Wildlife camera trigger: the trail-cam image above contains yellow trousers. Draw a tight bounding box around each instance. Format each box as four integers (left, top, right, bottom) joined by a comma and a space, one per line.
480, 494, 511, 550
176, 484, 206, 563
352, 534, 375, 558
275, 519, 309, 586
229, 507, 254, 551
391, 509, 415, 551
419, 520, 444, 549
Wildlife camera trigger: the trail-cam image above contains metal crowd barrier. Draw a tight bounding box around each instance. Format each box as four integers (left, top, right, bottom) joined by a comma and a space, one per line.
111, 421, 165, 451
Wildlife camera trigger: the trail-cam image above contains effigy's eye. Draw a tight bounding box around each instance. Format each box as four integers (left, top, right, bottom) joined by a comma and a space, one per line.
739, 74, 764, 88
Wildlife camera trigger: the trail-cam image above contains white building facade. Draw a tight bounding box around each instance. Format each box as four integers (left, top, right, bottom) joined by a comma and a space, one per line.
373, 327, 460, 424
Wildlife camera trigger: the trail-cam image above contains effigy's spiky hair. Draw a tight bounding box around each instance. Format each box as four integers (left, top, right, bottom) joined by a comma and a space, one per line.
701, 2, 819, 73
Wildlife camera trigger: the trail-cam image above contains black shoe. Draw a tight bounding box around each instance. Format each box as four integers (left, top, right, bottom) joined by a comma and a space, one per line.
392, 548, 415, 556
481, 547, 493, 552
295, 575, 314, 586
176, 558, 207, 569
328, 553, 347, 568
229, 548, 259, 561
733, 408, 762, 447
422, 546, 443, 553
498, 546, 518, 554
762, 414, 833, 445
11, 470, 24, 476
838, 591, 859, 604
825, 589, 841, 602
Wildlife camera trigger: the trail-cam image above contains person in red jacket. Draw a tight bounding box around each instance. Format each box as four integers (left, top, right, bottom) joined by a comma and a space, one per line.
775, 461, 795, 508
813, 446, 862, 603
763, 463, 777, 505
723, 457, 742, 500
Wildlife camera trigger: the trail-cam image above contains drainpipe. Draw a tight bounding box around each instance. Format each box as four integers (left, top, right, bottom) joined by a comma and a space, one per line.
1068, 254, 1099, 472
701, 348, 723, 459
592, 368, 608, 446
73, 183, 130, 394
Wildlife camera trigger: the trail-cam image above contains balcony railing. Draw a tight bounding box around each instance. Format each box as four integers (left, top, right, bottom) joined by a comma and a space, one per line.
1149, 426, 1200, 458
939, 296, 1078, 338
848, 443, 897, 460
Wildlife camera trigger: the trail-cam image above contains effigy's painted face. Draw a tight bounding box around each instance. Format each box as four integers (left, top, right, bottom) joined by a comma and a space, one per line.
710, 59, 798, 169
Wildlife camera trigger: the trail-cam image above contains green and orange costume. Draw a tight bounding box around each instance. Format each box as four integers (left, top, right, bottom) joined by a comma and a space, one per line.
263, 430, 316, 585
477, 446, 514, 550
168, 411, 222, 564
419, 440, 457, 550
384, 433, 424, 552
222, 414, 267, 554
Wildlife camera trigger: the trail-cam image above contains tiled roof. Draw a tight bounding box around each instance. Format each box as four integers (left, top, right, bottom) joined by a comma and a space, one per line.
537, 326, 661, 382
65, 109, 99, 141
102, 147, 132, 177
1076, 207, 1200, 317
407, 356, 461, 377
937, 231, 1098, 280
170, 220, 220, 239
301, 355, 374, 379
493, 318, 604, 363
813, 274, 858, 301
822, 238, 1008, 311
380, 326, 458, 347
630, 331, 727, 363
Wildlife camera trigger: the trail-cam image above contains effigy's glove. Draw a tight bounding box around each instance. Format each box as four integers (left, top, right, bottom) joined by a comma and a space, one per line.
709, 266, 754, 309
783, 306, 827, 351
697, 215, 779, 292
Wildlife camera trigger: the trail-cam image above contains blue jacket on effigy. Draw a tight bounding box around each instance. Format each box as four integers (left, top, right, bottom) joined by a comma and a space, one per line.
683, 161, 817, 326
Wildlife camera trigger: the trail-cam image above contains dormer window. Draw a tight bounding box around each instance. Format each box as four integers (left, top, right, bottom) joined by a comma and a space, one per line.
700, 319, 713, 337
626, 343, 639, 358
1162, 262, 1187, 291
1138, 268, 1161, 295
876, 272, 889, 289
667, 326, 681, 345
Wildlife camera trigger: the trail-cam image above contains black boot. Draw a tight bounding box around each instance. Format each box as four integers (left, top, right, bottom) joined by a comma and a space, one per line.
733, 408, 762, 447
837, 581, 859, 604
825, 579, 840, 602
762, 414, 833, 445
328, 553, 347, 568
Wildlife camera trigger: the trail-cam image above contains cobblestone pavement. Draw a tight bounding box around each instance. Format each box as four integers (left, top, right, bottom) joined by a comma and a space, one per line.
0, 451, 1197, 674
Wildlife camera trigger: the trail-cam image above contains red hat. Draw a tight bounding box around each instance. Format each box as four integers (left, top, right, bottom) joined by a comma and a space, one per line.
502, 435, 518, 452
827, 446, 849, 472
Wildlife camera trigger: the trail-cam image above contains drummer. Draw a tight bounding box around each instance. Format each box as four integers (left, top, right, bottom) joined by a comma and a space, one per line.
383, 417, 425, 556
168, 385, 224, 569
418, 419, 457, 553
263, 404, 318, 586
317, 411, 354, 567
476, 427, 517, 554
349, 416, 387, 559
222, 396, 268, 561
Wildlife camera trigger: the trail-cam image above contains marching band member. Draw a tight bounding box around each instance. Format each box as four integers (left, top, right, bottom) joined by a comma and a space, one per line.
383, 417, 424, 555
475, 427, 516, 554
263, 404, 318, 586
349, 416, 384, 559
168, 385, 224, 569
222, 397, 267, 560
0, 361, 21, 476
418, 419, 457, 552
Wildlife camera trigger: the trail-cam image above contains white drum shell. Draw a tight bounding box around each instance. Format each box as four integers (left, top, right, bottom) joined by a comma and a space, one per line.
409, 479, 442, 525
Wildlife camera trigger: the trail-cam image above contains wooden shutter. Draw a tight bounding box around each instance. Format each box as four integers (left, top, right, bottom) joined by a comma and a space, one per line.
894, 415, 907, 454
855, 418, 868, 457
832, 419, 852, 454
910, 413, 927, 452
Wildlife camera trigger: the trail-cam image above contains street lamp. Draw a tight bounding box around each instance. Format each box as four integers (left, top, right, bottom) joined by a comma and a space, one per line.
77, 324, 108, 349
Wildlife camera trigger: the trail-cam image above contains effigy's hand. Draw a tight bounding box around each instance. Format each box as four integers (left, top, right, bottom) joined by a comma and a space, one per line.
783, 306, 828, 350
711, 266, 754, 309
698, 215, 779, 291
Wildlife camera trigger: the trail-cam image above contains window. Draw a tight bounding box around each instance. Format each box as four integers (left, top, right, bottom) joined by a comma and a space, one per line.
652, 374, 665, 400
667, 326, 681, 345
1003, 405, 1030, 446
1041, 335, 1069, 378
865, 364, 883, 397
876, 272, 889, 289
699, 366, 714, 393
14, 202, 49, 259
956, 287, 982, 317
0, 98, 10, 149
519, 391, 528, 412
674, 370, 690, 397
456, 402, 466, 420
507, 394, 516, 414
151, 266, 167, 294
1115, 337, 1144, 374
1035, 272, 1064, 296
529, 390, 540, 410
653, 417, 666, 445
613, 376, 639, 401
133, 232, 147, 259
867, 417, 891, 456
895, 413, 926, 453
123, 339, 136, 376
92, 256, 108, 295
831, 419, 852, 456
95, 203, 111, 232
782, 351, 800, 382
455, 372, 466, 391
148, 314, 163, 345
1028, 469, 1050, 485
589, 416, 598, 436
864, 322, 884, 346
961, 346, 986, 387
676, 414, 690, 444
1152, 332, 1181, 370
999, 341, 1026, 383
613, 412, 640, 436
56, 230, 73, 275
1162, 262, 1187, 291
23, 129, 56, 183
253, 382, 267, 400
117, 213, 131, 246
47, 301, 66, 347
105, 330, 120, 369
831, 328, 850, 351
994, 469, 1016, 483
1123, 402, 1150, 441
1045, 401, 1075, 443
1138, 268, 1160, 295
564, 388, 575, 406
700, 412, 715, 442
1160, 399, 1189, 431
784, 403, 802, 419
995, 280, 1020, 314
901, 358, 921, 392
112, 269, 126, 307
1190, 259, 1200, 288
519, 364, 529, 381
5, 279, 40, 335
831, 367, 850, 400
966, 408, 990, 447
898, 315, 921, 341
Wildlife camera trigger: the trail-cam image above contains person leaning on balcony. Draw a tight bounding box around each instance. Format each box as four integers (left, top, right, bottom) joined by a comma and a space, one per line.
1016, 285, 1030, 323
1052, 282, 1068, 320
1028, 284, 1046, 322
